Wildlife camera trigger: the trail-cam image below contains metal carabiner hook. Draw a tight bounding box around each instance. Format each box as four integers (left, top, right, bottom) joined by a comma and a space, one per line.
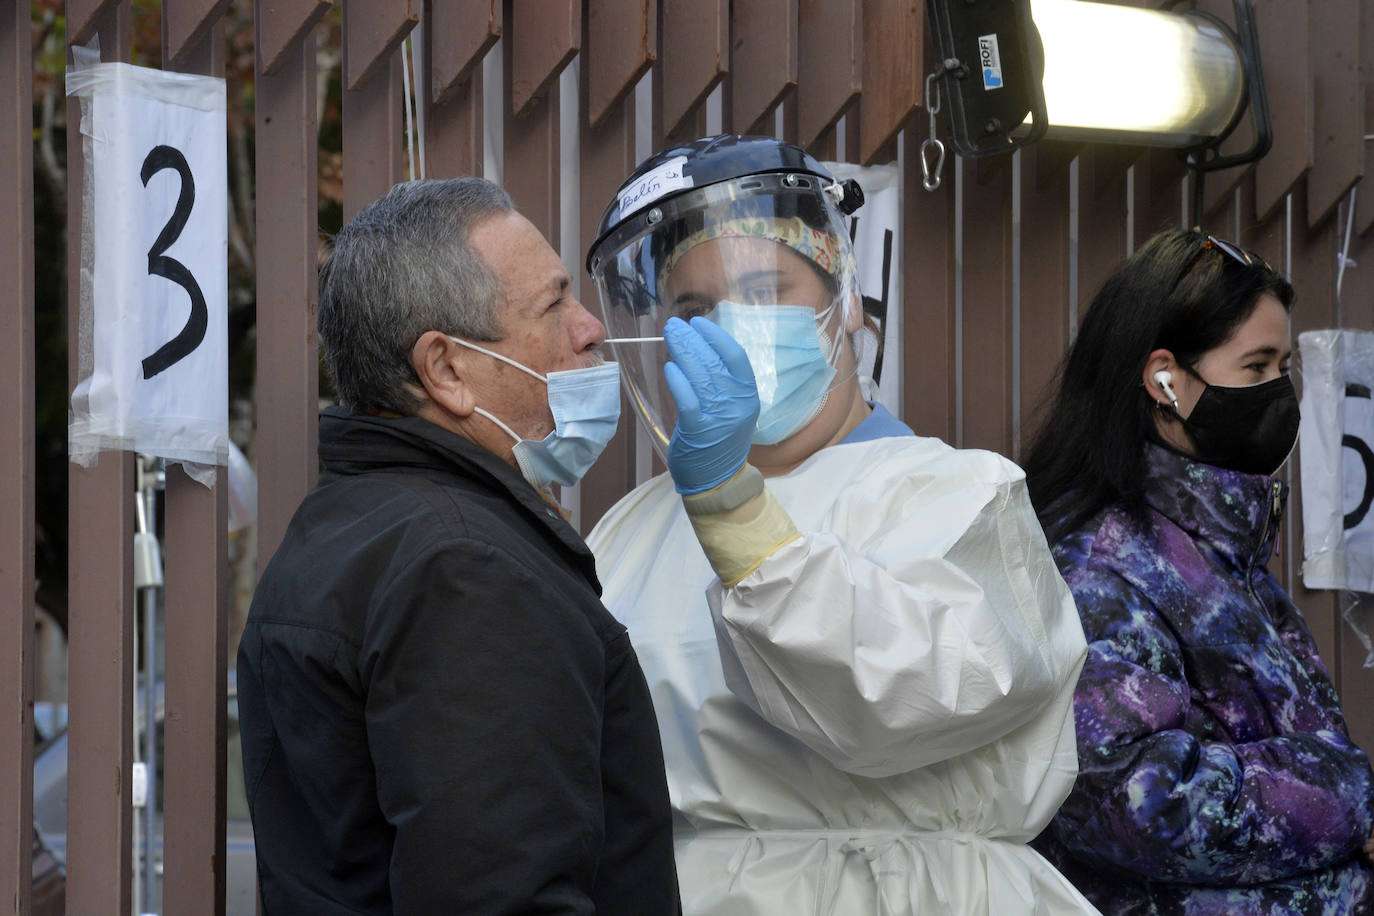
921, 70, 947, 192
920, 137, 946, 192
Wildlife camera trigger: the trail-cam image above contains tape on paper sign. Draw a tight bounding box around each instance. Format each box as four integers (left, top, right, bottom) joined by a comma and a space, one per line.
66, 53, 229, 484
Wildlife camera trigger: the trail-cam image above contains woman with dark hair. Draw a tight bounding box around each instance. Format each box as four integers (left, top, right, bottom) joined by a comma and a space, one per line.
1024, 227, 1374, 913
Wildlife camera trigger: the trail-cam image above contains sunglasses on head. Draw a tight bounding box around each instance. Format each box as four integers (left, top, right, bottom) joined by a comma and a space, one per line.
1199, 234, 1272, 272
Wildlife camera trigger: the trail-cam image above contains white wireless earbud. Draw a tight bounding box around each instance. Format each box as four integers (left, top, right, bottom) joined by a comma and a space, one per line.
1153, 370, 1179, 407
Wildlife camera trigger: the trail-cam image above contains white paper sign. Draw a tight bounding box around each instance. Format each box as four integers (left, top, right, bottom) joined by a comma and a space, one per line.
824, 160, 902, 414
1299, 328, 1374, 592
66, 52, 228, 480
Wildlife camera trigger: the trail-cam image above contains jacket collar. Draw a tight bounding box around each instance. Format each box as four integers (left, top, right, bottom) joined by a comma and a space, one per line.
317, 407, 599, 585
1142, 441, 1287, 570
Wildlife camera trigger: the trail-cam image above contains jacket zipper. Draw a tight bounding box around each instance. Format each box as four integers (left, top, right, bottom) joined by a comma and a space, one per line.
1245, 480, 1284, 613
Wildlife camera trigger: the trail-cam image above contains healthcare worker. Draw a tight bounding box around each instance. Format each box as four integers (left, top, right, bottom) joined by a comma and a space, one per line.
585, 135, 1098, 915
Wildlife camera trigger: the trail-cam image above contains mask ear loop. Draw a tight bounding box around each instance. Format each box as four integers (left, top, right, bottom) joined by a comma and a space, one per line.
814, 271, 863, 398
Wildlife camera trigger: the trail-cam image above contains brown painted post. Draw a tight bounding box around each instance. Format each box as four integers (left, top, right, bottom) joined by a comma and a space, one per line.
658, 0, 727, 142
797, 0, 860, 150
0, 1, 34, 910
1133, 149, 1186, 240
428, 0, 499, 104
1075, 147, 1132, 316
342, 0, 417, 221
858, 0, 919, 164
1361, 0, 1374, 237
503, 0, 578, 244
1306, 0, 1363, 228
65, 5, 136, 915
160, 9, 230, 913
1253, 0, 1312, 223
902, 71, 956, 441
578, 0, 654, 529
424, 0, 500, 178
1274, 180, 1343, 687
1017, 143, 1074, 460
255, 0, 330, 572
960, 157, 1015, 455
731, 0, 797, 136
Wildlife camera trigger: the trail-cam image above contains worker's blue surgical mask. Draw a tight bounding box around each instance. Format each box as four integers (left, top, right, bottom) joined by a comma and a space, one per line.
708, 301, 837, 445
448, 336, 622, 492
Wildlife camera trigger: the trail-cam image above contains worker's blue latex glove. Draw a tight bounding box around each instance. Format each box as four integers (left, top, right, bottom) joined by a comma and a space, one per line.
663, 316, 760, 494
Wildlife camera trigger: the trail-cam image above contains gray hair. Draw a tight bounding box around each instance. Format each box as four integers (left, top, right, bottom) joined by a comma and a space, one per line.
318, 177, 514, 414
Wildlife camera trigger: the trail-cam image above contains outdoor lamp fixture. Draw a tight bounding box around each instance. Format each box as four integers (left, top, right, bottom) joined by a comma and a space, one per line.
923, 0, 1271, 222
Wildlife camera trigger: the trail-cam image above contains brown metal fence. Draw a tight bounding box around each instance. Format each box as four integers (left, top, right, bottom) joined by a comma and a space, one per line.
1, 0, 1372, 912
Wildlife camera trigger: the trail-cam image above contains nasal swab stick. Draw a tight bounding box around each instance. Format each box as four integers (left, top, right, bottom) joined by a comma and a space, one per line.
604, 337, 664, 343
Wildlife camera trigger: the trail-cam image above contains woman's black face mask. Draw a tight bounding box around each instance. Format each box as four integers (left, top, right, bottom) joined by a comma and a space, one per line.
1179, 368, 1301, 476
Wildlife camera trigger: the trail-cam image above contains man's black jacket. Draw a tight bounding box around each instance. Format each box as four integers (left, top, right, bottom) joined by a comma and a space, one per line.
237, 408, 679, 914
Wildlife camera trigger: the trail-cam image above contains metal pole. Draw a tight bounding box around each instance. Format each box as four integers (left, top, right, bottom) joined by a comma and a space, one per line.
134, 456, 165, 913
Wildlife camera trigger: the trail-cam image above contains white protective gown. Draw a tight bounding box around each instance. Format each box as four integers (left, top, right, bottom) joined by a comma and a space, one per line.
588, 433, 1098, 915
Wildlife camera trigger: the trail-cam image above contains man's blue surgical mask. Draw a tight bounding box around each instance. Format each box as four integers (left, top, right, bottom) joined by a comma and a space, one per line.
448, 336, 622, 492
707, 300, 837, 445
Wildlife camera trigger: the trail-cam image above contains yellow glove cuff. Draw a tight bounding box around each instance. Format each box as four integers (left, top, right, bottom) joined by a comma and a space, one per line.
682, 465, 801, 588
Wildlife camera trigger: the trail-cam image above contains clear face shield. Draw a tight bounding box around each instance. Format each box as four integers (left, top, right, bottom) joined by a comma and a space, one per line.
588, 173, 863, 458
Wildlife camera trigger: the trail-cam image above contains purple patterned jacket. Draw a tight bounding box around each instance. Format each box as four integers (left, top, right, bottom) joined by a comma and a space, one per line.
1034, 443, 1374, 914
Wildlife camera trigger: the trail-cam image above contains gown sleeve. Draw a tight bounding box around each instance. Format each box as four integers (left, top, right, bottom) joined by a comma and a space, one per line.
701, 462, 1088, 778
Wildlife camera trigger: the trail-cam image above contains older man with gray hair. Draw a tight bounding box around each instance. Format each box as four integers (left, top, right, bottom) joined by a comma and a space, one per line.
237, 178, 679, 915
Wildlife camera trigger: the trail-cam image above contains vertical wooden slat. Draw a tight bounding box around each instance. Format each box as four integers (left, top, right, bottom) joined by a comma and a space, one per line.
1133, 149, 1185, 240
586, 0, 653, 128
343, 1, 414, 220
961, 157, 1015, 454
503, 0, 571, 245
1253, 0, 1312, 222
424, 0, 497, 178
255, 1, 321, 570
160, 14, 230, 915
429, 0, 499, 104
66, 0, 121, 44
256, 0, 331, 75
509, 0, 578, 117
1275, 182, 1343, 689
1360, 0, 1374, 235
578, 1, 650, 529
164, 0, 231, 66
1018, 143, 1074, 459
65, 8, 135, 915
797, 0, 860, 150
162, 465, 229, 916
425, 68, 484, 178
858, 0, 920, 164
0, 1, 34, 910
1306, 0, 1363, 228
903, 125, 956, 441
343, 0, 417, 91
1075, 147, 1132, 315
731, 0, 797, 135
659, 0, 727, 141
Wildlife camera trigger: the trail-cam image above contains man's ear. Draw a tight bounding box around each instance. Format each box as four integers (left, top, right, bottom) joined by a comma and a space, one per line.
411, 331, 476, 417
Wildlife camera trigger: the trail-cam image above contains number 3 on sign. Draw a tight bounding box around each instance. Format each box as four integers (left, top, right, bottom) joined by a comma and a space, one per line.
66, 59, 227, 468
139, 145, 207, 379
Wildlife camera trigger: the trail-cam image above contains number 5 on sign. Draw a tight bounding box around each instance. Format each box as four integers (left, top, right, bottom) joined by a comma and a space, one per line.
66, 52, 228, 480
